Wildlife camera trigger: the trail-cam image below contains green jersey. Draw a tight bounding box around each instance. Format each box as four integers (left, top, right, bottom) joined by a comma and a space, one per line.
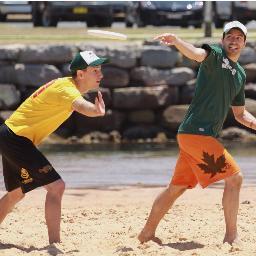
178, 44, 246, 137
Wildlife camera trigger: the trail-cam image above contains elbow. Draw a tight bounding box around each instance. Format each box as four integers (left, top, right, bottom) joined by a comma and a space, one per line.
234, 113, 243, 123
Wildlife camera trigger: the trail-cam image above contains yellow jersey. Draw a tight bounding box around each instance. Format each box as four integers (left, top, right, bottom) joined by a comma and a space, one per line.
5, 77, 82, 145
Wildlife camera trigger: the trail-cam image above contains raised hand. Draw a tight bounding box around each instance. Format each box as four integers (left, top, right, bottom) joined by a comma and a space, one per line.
95, 91, 105, 116
153, 33, 178, 46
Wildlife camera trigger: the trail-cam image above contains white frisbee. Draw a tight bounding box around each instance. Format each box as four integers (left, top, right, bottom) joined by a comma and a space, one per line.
87, 29, 127, 40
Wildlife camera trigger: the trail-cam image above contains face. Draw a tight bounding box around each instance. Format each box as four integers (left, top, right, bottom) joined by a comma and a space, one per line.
77, 65, 103, 90
222, 28, 246, 59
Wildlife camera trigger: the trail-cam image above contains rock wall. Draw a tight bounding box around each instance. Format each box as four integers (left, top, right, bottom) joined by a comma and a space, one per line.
0, 40, 256, 143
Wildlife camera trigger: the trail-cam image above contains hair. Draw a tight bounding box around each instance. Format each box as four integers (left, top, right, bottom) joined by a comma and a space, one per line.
71, 71, 77, 79
222, 29, 246, 41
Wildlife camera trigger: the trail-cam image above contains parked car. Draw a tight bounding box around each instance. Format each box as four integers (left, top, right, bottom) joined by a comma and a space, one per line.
0, 1, 31, 21
31, 1, 113, 27
213, 1, 256, 28
125, 1, 204, 28
109, 1, 130, 22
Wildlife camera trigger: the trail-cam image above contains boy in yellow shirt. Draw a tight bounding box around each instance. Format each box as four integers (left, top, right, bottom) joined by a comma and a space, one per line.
0, 50, 108, 244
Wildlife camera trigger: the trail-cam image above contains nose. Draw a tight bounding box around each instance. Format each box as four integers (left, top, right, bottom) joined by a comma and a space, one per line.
98, 71, 103, 80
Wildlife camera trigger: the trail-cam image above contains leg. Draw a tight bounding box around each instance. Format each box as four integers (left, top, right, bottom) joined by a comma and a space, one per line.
0, 187, 25, 223
138, 184, 187, 243
222, 172, 243, 245
44, 179, 65, 244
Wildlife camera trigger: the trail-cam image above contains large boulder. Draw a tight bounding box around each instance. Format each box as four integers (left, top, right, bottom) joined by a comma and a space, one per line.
245, 83, 256, 100
130, 66, 195, 86
0, 84, 20, 110
243, 63, 256, 83
0, 65, 15, 84
180, 79, 196, 104
83, 88, 112, 108
107, 45, 138, 69
220, 127, 256, 142
102, 66, 129, 88
0, 110, 13, 124
162, 105, 189, 131
18, 45, 75, 64
14, 64, 61, 89
0, 44, 25, 61
140, 46, 178, 68
239, 47, 256, 65
122, 125, 164, 140
113, 85, 178, 110
74, 109, 126, 136
128, 110, 155, 124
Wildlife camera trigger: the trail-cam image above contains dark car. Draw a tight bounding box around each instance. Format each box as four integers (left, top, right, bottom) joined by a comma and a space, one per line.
0, 1, 31, 21
31, 1, 113, 27
125, 1, 204, 28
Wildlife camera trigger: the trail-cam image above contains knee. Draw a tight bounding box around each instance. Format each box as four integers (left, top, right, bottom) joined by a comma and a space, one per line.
47, 179, 65, 198
166, 184, 187, 197
8, 189, 25, 203
225, 172, 243, 188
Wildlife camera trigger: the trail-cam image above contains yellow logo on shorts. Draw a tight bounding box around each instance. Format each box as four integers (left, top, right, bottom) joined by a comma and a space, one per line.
21, 168, 33, 184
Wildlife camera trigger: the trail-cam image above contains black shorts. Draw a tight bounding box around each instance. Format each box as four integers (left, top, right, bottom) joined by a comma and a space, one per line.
0, 123, 61, 193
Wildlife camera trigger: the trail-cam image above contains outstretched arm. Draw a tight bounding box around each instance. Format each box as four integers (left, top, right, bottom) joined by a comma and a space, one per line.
154, 33, 208, 62
72, 91, 105, 117
232, 105, 256, 130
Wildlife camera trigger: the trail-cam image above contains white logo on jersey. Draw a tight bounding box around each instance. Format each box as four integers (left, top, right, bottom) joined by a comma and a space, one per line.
222, 58, 236, 76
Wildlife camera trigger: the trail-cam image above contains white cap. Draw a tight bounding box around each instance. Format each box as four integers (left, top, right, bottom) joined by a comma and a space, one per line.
223, 21, 247, 37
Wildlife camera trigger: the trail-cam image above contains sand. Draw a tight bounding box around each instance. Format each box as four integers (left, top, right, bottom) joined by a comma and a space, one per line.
0, 186, 255, 256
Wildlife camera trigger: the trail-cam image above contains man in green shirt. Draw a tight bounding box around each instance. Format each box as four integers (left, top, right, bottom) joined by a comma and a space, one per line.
138, 21, 256, 246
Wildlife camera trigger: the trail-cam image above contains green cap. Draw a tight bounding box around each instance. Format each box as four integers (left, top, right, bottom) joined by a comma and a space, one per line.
70, 50, 109, 72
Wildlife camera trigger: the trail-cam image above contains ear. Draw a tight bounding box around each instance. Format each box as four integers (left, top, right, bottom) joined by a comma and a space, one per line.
77, 70, 83, 79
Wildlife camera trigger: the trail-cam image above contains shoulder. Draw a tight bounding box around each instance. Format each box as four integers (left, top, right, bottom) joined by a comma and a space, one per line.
202, 44, 223, 55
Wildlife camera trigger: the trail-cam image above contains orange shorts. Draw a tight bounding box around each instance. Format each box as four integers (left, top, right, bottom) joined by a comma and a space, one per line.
171, 134, 240, 188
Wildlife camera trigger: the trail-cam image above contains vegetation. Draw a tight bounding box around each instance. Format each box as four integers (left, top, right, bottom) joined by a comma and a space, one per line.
1, 23, 256, 44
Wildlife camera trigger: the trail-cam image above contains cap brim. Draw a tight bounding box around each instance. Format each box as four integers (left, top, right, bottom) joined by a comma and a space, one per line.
89, 57, 109, 66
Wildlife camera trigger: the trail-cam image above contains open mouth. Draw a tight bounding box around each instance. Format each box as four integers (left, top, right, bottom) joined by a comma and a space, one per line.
228, 45, 238, 51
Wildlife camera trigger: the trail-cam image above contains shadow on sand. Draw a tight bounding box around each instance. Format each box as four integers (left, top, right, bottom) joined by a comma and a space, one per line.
0, 242, 79, 255
161, 241, 205, 251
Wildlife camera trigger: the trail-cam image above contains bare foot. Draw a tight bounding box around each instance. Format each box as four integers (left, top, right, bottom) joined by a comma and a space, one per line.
223, 235, 242, 246
138, 230, 162, 245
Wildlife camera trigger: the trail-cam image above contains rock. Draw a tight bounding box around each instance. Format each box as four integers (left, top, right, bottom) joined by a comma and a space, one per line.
113, 85, 178, 110
0, 65, 16, 84
128, 110, 155, 124
0, 44, 25, 61
245, 83, 256, 99
78, 131, 111, 144
122, 125, 164, 140
84, 88, 112, 108
107, 45, 138, 68
140, 45, 178, 68
220, 127, 256, 142
14, 64, 61, 89
180, 79, 196, 104
130, 66, 194, 86
245, 98, 256, 116
239, 47, 256, 65
18, 44, 75, 64
74, 110, 126, 136
0, 84, 20, 110
177, 55, 200, 70
102, 66, 129, 88
243, 63, 256, 83
162, 105, 189, 131
0, 110, 13, 124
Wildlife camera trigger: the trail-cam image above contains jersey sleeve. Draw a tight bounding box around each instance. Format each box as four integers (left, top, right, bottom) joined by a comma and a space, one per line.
201, 44, 221, 70
232, 85, 245, 106
58, 86, 83, 109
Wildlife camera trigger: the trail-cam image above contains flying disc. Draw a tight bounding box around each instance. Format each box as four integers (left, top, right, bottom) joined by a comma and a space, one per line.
87, 29, 127, 40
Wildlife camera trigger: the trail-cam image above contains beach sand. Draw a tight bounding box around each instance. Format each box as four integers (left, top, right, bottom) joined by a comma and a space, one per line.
0, 186, 255, 256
